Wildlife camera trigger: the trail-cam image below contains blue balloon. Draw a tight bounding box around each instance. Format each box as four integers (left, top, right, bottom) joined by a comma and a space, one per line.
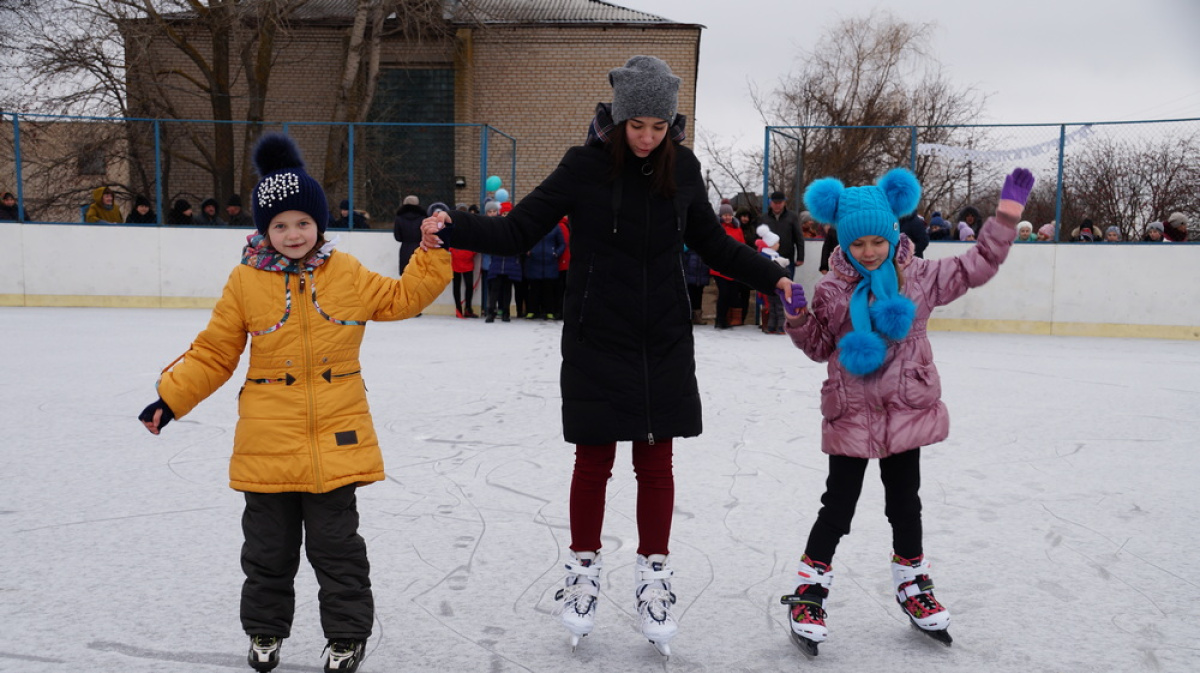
486, 175, 502, 192
495, 188, 510, 203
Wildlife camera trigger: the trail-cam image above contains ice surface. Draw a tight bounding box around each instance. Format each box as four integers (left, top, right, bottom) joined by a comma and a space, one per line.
2, 307, 1198, 672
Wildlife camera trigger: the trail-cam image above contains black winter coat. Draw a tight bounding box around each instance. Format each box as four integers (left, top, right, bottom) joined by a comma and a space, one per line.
447, 142, 786, 444
393, 204, 426, 275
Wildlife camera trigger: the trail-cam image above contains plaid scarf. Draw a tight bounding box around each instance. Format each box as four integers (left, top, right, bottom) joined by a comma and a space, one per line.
586, 102, 688, 148
241, 233, 335, 272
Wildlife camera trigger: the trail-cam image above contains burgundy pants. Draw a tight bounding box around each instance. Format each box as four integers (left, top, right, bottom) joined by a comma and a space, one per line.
570, 439, 674, 556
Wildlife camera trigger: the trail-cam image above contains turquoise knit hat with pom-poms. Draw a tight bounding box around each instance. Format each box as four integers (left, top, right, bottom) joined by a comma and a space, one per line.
803, 168, 922, 377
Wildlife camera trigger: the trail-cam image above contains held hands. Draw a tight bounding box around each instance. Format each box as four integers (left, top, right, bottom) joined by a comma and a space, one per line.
997, 168, 1035, 222
139, 398, 175, 435
775, 280, 807, 319
420, 211, 453, 250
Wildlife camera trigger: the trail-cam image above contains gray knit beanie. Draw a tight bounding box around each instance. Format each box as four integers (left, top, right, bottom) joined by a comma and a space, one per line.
609, 56, 680, 124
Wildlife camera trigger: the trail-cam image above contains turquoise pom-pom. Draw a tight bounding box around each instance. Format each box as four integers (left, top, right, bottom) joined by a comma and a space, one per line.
870, 295, 916, 341
838, 329, 888, 377
877, 168, 921, 218
804, 177, 844, 225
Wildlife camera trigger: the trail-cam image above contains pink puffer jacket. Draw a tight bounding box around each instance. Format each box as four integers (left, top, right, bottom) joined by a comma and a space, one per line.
786, 213, 1017, 459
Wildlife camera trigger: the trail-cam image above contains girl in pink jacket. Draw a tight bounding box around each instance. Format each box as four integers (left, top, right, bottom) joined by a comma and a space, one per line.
775, 167, 1035, 656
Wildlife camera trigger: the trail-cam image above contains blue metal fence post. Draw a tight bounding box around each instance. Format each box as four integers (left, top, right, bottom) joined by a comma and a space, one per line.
909, 126, 918, 171
348, 123, 355, 229
479, 124, 490, 208
1054, 125, 1066, 241
11, 112, 26, 222
762, 126, 772, 212
154, 119, 163, 225
509, 135, 517, 200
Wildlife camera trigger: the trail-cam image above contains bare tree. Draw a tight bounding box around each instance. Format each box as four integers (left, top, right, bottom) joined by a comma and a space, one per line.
750, 10, 984, 208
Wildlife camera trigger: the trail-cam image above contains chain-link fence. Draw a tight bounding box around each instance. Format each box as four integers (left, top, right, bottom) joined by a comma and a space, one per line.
0, 112, 517, 229
764, 119, 1200, 242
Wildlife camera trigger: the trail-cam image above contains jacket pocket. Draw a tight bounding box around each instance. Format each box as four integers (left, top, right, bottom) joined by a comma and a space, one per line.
899, 361, 941, 409
820, 377, 847, 421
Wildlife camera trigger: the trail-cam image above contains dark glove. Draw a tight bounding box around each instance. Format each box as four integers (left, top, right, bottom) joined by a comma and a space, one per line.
139, 398, 175, 433
776, 282, 807, 316
1000, 168, 1035, 205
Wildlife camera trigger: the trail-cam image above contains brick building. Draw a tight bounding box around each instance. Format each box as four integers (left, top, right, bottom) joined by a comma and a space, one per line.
118, 0, 702, 225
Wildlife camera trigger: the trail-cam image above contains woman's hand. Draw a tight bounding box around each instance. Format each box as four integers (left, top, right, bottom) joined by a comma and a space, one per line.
420, 211, 452, 250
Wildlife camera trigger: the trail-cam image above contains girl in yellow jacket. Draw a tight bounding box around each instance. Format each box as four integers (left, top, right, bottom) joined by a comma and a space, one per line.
139, 135, 451, 673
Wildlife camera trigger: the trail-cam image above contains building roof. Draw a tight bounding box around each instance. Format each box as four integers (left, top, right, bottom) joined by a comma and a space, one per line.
193, 0, 683, 26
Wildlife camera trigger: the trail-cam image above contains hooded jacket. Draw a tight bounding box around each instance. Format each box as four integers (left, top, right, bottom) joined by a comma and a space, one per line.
85, 187, 123, 223
444, 107, 786, 444
785, 212, 1017, 459
155, 238, 451, 493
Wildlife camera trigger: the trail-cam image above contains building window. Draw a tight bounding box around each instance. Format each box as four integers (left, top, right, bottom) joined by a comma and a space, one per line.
78, 146, 107, 176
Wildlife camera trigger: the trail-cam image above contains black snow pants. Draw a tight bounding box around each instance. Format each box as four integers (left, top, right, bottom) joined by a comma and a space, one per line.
240, 484, 373, 639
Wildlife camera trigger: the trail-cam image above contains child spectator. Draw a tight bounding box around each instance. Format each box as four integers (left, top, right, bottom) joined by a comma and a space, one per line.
682, 243, 710, 324
755, 224, 789, 333
166, 199, 193, 225
1015, 221, 1036, 242
1104, 226, 1122, 242
484, 202, 523, 322
125, 195, 157, 224
777, 167, 1034, 655
1037, 223, 1056, 241
926, 211, 951, 240
1142, 221, 1165, 242
525, 220, 565, 319
138, 134, 451, 673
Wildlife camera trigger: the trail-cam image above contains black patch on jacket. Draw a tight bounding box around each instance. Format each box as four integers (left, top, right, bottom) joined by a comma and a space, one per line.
335, 431, 358, 446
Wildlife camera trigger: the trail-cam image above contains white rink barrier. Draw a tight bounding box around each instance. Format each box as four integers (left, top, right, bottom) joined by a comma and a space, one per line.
2, 222, 1197, 340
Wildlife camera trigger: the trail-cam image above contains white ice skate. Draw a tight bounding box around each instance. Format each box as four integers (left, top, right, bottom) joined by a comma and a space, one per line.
635, 554, 678, 657
554, 552, 602, 651
246, 634, 282, 672
780, 557, 833, 658
891, 555, 952, 645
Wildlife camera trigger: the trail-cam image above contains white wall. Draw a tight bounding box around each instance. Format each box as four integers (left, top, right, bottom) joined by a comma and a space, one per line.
2, 223, 1198, 339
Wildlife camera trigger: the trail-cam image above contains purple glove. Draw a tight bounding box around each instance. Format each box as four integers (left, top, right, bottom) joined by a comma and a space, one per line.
1000, 168, 1035, 206
776, 283, 807, 316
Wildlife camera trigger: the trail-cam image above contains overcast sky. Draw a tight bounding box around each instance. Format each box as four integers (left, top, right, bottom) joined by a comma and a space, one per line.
642, 0, 1200, 153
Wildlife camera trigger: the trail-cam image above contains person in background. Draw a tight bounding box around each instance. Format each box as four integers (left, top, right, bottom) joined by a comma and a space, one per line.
85, 186, 123, 223
712, 203, 749, 329
524, 220, 565, 319
899, 212, 929, 257
0, 191, 33, 222
956, 206, 981, 239
226, 194, 254, 228
1015, 221, 1037, 242
926, 211, 951, 240
166, 199, 193, 225
754, 224, 789, 334
555, 216, 571, 320
1142, 221, 1165, 242
778, 167, 1035, 656
449, 234, 479, 319
393, 195, 425, 275
332, 199, 367, 229
1070, 219, 1097, 242
957, 221, 975, 241
761, 190, 805, 275
137, 134, 451, 673
818, 223, 838, 275
682, 241, 710, 325
483, 202, 523, 323
1103, 226, 1122, 242
1164, 212, 1190, 242
193, 198, 226, 226
125, 195, 157, 224
1037, 223, 1056, 241
800, 210, 821, 239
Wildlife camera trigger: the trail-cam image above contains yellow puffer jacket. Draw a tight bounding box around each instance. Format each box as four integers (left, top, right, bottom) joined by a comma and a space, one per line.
157, 245, 451, 494
85, 186, 123, 223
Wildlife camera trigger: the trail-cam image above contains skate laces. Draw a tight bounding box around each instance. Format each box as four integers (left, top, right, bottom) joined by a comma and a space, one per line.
251, 635, 280, 650
900, 576, 945, 617
636, 562, 676, 623
555, 558, 600, 616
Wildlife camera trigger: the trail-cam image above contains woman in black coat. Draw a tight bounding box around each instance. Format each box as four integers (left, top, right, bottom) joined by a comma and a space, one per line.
423, 56, 791, 654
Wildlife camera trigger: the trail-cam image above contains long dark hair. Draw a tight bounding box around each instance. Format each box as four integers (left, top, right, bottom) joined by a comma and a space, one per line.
606, 121, 677, 198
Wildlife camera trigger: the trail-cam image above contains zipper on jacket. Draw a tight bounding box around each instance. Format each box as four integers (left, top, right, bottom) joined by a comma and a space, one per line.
298, 271, 324, 490
640, 189, 655, 444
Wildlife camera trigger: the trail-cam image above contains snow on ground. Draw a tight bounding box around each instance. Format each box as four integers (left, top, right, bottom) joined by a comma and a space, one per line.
2, 306, 1198, 672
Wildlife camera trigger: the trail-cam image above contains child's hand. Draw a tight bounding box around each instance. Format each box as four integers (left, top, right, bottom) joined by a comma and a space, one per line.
775, 281, 807, 318
139, 398, 175, 435
997, 168, 1035, 222
1001, 168, 1035, 205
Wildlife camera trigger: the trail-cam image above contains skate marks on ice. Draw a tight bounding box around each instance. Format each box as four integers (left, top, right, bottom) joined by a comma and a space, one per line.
88, 640, 325, 671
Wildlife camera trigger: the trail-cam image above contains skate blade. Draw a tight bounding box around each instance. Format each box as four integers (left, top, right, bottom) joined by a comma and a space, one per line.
649, 639, 671, 657
569, 633, 585, 652
909, 620, 953, 646
788, 630, 821, 658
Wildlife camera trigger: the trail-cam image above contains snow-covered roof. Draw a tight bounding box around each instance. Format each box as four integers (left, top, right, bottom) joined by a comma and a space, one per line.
187, 0, 683, 26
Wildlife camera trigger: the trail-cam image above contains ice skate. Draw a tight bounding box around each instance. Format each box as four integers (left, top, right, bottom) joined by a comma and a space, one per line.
323, 638, 366, 672
554, 552, 602, 651
246, 634, 282, 672
780, 556, 832, 658
635, 554, 678, 657
892, 554, 952, 646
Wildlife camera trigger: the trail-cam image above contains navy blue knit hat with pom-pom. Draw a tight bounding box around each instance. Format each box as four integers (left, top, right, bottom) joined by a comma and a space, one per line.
251, 133, 328, 234
804, 168, 921, 377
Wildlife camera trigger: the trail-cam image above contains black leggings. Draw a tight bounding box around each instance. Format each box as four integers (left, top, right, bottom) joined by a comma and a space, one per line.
804, 448, 923, 566
452, 271, 474, 313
